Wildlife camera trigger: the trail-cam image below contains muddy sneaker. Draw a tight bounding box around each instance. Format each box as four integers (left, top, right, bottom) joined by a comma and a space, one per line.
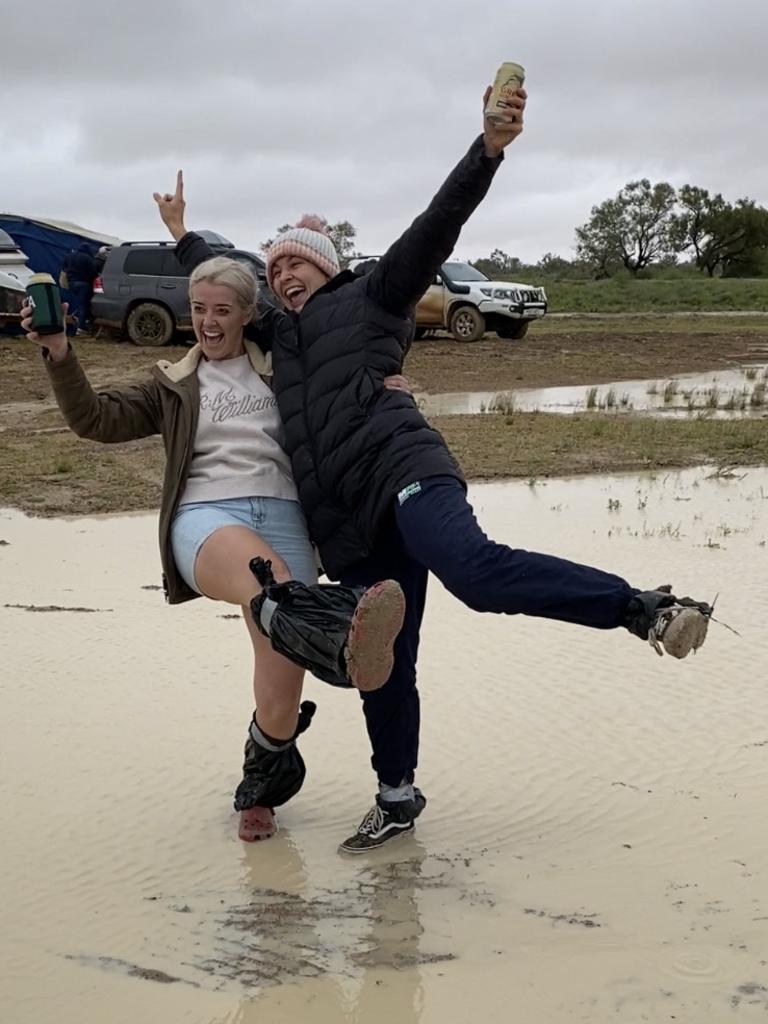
648, 602, 711, 658
343, 580, 405, 691
250, 557, 405, 691
339, 790, 426, 854
239, 805, 277, 842
624, 587, 713, 659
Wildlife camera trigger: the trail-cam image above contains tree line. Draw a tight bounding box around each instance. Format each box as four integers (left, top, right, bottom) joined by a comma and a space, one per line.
475, 181, 768, 281
261, 182, 768, 282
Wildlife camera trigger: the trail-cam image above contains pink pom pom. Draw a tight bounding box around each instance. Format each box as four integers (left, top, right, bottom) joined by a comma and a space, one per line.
296, 214, 328, 234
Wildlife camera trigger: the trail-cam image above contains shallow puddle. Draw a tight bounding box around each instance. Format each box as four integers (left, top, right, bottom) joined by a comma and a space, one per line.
2, 467, 768, 1022
418, 364, 768, 418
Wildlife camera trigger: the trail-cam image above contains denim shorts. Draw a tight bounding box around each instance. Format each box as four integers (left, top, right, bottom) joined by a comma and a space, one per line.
171, 496, 318, 594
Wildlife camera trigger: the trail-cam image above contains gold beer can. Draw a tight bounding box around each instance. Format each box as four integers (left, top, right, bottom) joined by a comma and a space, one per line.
485, 62, 526, 125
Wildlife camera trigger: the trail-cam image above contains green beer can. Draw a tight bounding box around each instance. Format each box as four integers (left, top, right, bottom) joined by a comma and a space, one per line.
26, 272, 65, 335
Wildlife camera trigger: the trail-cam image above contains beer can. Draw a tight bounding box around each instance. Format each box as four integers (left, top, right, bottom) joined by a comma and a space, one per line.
26, 272, 64, 336
485, 62, 526, 125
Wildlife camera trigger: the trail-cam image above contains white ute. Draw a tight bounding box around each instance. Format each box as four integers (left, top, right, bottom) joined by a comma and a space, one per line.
349, 257, 547, 342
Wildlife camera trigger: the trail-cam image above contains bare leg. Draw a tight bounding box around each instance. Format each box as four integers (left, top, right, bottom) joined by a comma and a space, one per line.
194, 525, 291, 605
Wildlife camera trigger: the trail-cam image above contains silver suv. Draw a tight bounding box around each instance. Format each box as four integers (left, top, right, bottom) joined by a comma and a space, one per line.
349, 256, 547, 342
92, 239, 266, 346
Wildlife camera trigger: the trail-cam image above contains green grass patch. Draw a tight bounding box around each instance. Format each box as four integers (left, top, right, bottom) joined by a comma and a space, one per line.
537, 277, 768, 314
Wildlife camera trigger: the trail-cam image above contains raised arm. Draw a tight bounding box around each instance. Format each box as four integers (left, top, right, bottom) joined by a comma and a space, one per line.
366, 86, 526, 317
21, 304, 162, 443
152, 171, 276, 342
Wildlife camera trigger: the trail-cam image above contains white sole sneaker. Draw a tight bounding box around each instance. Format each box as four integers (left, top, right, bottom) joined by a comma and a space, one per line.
344, 580, 406, 692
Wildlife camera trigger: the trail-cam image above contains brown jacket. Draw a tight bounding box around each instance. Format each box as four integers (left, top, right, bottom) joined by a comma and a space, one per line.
45, 340, 272, 604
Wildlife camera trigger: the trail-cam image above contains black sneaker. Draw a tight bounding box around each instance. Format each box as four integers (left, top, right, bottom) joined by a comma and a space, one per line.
339, 790, 426, 854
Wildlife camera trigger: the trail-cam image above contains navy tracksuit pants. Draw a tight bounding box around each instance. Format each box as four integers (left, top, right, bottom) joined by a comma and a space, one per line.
341, 476, 638, 789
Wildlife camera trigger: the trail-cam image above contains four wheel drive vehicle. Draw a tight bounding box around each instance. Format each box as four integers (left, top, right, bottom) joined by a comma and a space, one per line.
92, 239, 268, 346
349, 257, 547, 342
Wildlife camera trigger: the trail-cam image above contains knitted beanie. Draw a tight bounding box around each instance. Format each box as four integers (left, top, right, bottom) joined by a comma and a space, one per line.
265, 215, 341, 286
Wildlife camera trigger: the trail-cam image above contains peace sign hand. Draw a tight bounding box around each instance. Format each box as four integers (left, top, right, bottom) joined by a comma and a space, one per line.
152, 170, 187, 241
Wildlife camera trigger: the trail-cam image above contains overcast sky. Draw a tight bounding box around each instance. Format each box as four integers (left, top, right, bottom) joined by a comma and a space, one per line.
3, 0, 766, 264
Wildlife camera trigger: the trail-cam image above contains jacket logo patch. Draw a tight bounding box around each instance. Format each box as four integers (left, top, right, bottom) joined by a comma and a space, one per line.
397, 482, 422, 505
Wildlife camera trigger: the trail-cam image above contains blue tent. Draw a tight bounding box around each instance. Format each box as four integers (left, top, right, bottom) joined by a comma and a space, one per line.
0, 214, 121, 280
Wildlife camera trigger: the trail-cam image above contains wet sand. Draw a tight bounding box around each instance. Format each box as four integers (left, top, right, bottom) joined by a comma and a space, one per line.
1, 468, 767, 1023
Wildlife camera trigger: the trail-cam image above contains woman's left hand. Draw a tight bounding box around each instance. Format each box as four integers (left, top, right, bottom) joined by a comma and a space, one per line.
384, 374, 412, 395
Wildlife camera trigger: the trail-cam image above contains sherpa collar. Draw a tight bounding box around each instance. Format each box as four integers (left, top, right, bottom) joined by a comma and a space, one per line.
154, 339, 272, 383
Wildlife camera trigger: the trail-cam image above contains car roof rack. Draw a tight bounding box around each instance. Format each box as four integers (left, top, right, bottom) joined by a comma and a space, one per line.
118, 240, 177, 248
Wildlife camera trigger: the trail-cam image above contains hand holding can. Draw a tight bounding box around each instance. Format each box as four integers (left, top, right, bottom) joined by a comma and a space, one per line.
485, 62, 526, 125
25, 273, 65, 335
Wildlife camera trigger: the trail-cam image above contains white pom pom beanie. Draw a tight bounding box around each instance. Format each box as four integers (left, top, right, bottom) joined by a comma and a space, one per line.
265, 215, 341, 287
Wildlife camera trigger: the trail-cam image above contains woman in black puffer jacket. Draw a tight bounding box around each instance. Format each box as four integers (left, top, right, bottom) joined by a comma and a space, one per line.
155, 85, 712, 854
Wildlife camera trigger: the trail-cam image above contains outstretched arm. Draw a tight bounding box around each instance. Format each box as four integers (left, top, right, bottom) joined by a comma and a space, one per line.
152, 172, 276, 343
367, 86, 526, 318
21, 304, 162, 442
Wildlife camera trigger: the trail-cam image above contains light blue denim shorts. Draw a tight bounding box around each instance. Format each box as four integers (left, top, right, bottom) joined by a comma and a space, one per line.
171, 496, 318, 594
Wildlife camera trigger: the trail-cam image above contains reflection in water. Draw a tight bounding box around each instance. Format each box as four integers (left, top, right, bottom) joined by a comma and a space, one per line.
206, 840, 431, 1024
417, 363, 768, 418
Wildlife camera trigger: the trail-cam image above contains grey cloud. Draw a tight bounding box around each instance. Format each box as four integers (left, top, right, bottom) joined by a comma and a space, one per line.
3, 0, 767, 263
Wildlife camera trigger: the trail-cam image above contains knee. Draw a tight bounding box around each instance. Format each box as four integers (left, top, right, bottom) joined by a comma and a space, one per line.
436, 559, 491, 613
268, 554, 291, 583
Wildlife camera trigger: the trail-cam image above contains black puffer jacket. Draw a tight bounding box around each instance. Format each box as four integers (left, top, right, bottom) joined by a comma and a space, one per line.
177, 135, 503, 577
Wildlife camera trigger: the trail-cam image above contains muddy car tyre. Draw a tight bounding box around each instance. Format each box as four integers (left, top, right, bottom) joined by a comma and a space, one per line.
496, 320, 530, 341
126, 303, 174, 347
449, 305, 485, 343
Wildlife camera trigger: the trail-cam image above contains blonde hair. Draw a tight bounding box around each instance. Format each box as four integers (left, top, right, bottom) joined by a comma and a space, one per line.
188, 256, 258, 319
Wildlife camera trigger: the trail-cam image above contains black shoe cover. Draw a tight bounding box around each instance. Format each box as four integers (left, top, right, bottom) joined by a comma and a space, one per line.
233, 700, 317, 811
250, 557, 359, 689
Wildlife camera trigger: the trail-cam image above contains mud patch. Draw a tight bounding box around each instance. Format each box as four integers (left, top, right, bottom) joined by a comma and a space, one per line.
523, 907, 602, 928
3, 603, 112, 613
731, 982, 768, 1009
64, 954, 199, 987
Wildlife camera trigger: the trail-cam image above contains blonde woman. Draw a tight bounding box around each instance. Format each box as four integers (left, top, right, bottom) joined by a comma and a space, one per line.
21, 256, 405, 841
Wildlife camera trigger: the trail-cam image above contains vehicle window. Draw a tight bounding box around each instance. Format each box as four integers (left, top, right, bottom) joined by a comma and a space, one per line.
230, 251, 267, 280
124, 250, 167, 276
160, 251, 188, 277
442, 262, 489, 282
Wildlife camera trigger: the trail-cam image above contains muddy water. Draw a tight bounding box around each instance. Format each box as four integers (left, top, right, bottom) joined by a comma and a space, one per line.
418, 364, 768, 418
1, 467, 767, 1023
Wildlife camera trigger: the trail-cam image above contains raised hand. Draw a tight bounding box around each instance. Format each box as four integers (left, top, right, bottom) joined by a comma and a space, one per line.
483, 86, 526, 158
21, 302, 69, 362
153, 170, 187, 241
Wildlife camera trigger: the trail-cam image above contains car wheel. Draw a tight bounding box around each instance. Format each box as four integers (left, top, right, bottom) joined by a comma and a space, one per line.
126, 303, 174, 347
449, 305, 486, 343
496, 320, 530, 341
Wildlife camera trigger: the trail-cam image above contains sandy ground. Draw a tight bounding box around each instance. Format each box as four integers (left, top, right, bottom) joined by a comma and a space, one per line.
2, 467, 767, 1023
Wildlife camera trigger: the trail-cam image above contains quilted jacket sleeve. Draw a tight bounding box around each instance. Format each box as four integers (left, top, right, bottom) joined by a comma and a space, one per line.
365, 135, 504, 318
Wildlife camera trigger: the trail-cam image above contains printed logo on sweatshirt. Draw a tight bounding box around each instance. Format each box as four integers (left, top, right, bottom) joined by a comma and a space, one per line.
201, 386, 277, 424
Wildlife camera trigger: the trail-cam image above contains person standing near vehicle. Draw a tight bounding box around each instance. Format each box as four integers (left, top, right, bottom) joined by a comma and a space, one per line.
60, 243, 98, 334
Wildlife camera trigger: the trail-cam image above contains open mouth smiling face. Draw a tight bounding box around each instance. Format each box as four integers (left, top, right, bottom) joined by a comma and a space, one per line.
190, 281, 251, 360
271, 255, 329, 311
